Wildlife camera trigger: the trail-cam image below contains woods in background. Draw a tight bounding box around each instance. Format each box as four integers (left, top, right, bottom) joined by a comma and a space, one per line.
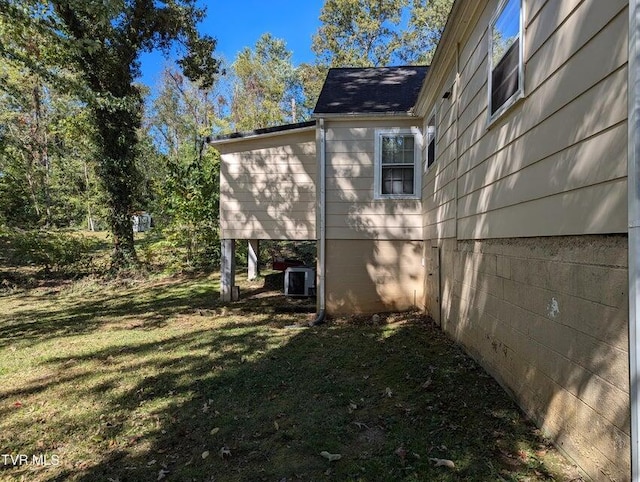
0, 0, 452, 272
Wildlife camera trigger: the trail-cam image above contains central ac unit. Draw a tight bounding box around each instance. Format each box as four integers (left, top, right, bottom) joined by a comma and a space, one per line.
284, 267, 315, 297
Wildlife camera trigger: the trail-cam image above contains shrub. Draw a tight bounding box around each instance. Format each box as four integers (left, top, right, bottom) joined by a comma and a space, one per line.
0, 228, 99, 273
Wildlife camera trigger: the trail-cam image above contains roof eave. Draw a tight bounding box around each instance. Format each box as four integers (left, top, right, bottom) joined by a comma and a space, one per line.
311, 111, 419, 120
208, 122, 316, 146
415, 0, 484, 117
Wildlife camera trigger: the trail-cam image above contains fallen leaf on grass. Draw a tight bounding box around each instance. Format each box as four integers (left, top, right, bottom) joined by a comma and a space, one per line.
210, 427, 219, 435
274, 421, 279, 431
395, 445, 407, 463
157, 469, 169, 480
385, 387, 393, 398
201, 451, 209, 459
353, 421, 370, 430
320, 451, 342, 462
429, 457, 455, 469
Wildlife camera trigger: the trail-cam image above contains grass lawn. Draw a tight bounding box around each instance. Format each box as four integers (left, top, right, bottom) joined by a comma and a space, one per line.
0, 271, 582, 481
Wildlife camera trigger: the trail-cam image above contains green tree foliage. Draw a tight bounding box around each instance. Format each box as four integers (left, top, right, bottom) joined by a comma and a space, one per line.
52, 99, 106, 231
231, 33, 302, 130
312, 0, 453, 67
0, 65, 52, 226
1, 0, 221, 270
312, 0, 409, 67
146, 69, 222, 269
297, 62, 328, 118
400, 0, 454, 64
160, 146, 220, 269
0, 55, 103, 229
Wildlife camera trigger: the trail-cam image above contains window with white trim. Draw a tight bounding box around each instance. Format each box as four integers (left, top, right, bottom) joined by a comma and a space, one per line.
374, 128, 422, 199
489, 0, 523, 119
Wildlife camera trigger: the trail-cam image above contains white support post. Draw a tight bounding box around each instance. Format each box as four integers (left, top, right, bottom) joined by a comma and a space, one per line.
248, 239, 260, 280
220, 239, 236, 302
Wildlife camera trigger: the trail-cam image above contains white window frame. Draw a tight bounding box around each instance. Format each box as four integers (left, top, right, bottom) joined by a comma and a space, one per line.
374, 127, 422, 200
425, 109, 437, 173
487, 0, 525, 124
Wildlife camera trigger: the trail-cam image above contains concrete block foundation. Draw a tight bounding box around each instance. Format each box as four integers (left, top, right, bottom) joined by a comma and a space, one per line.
425, 234, 629, 481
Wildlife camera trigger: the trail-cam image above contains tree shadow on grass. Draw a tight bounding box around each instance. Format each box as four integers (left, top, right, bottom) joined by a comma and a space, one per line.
0, 273, 317, 349
1, 279, 209, 346
2, 309, 579, 482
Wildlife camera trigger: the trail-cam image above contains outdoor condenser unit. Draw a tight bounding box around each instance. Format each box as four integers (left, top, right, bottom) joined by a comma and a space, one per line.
284, 267, 315, 297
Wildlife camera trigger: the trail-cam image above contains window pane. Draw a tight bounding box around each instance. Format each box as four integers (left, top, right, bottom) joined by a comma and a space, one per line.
382, 137, 396, 161
491, 38, 519, 114
382, 167, 394, 194
490, 0, 521, 115
403, 168, 414, 194
426, 117, 436, 169
382, 167, 414, 195
385, 137, 400, 163
404, 136, 414, 150
427, 138, 436, 168
492, 0, 519, 67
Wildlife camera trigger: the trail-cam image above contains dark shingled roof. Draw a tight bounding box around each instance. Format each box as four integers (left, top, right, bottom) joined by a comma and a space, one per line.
313, 66, 429, 115
209, 121, 315, 143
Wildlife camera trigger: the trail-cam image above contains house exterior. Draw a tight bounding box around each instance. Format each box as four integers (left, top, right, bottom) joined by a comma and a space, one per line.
314, 67, 428, 313
212, 0, 640, 480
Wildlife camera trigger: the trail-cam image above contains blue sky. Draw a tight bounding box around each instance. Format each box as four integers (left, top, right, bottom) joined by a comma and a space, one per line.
140, 0, 325, 89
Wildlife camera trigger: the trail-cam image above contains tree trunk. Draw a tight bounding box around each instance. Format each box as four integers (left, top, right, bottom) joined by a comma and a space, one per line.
83, 160, 95, 231
94, 104, 141, 271
110, 206, 137, 268
43, 149, 51, 227
25, 170, 41, 219
32, 78, 52, 227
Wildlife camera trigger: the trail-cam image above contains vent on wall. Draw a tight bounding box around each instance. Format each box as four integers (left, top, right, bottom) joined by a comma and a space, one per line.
284, 267, 315, 297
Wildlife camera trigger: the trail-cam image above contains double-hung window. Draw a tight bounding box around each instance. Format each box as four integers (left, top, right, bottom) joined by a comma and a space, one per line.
374, 128, 422, 199
489, 0, 524, 120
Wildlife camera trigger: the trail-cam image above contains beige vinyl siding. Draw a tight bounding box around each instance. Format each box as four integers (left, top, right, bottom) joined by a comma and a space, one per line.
217, 130, 316, 240
421, 0, 627, 241
325, 119, 423, 240
456, 2, 491, 134
453, 0, 627, 239
422, 66, 458, 241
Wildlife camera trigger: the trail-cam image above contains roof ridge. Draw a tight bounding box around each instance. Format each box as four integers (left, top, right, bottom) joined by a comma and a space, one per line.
326, 65, 429, 70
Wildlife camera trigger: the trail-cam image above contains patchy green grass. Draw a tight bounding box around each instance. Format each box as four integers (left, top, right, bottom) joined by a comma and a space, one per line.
0, 273, 581, 481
